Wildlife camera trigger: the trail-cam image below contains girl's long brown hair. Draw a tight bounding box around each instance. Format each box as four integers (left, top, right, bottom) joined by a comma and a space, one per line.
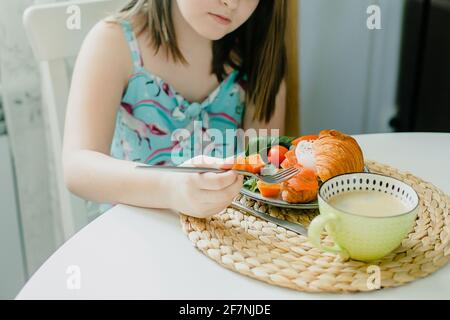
114, 0, 287, 123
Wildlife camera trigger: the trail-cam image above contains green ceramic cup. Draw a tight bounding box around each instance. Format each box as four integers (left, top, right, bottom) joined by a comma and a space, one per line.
308, 173, 419, 262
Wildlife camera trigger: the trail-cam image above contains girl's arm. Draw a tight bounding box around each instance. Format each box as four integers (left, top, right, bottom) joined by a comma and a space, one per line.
243, 79, 287, 135
62, 21, 171, 209
63, 21, 241, 217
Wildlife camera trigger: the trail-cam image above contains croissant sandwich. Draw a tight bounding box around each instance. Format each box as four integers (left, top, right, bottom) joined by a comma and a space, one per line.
280, 129, 365, 203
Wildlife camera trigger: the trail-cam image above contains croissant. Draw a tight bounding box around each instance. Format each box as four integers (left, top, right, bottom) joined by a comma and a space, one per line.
313, 129, 365, 182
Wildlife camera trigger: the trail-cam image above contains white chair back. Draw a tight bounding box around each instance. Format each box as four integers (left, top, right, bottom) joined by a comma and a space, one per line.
23, 0, 127, 240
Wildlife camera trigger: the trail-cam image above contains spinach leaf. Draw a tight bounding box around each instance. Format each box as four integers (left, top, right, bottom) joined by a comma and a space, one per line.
243, 177, 259, 192
278, 136, 296, 148
245, 136, 295, 156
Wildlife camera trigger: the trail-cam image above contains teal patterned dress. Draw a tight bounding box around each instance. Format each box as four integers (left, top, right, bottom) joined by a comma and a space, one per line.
98, 20, 247, 213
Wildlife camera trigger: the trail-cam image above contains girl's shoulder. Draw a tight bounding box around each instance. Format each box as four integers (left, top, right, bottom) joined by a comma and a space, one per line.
81, 18, 135, 78
87, 19, 128, 53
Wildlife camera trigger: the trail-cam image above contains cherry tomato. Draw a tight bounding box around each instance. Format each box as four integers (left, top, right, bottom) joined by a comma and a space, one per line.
268, 145, 289, 167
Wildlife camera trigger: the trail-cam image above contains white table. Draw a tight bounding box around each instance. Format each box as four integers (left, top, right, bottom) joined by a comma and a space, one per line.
17, 133, 450, 299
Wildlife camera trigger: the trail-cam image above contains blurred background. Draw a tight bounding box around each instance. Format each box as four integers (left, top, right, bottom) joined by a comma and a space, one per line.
0, 0, 449, 298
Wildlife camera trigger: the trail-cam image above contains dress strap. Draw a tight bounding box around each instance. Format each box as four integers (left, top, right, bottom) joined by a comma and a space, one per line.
119, 20, 144, 72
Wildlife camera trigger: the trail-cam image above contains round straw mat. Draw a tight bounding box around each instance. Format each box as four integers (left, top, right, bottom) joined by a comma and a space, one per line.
180, 161, 450, 293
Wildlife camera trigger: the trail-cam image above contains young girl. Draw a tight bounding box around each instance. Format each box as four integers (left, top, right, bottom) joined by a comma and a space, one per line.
62, 0, 287, 218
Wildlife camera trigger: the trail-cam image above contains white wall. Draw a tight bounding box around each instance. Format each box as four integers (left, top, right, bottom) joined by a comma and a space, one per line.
0, 0, 57, 278
299, 0, 405, 135
0, 136, 26, 299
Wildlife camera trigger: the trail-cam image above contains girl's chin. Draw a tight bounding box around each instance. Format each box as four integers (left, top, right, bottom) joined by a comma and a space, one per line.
199, 31, 227, 41
193, 25, 229, 41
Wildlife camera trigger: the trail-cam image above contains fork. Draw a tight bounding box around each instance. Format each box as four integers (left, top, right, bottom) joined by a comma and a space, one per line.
135, 165, 300, 184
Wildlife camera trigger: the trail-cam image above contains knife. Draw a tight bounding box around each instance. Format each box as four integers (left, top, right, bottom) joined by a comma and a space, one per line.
136, 165, 226, 173
230, 200, 308, 236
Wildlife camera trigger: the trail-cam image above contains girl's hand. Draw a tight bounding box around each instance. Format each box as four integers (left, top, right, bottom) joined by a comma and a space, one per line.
169, 156, 243, 218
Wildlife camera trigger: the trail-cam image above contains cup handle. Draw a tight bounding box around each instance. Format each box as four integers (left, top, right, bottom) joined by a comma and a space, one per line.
308, 213, 349, 259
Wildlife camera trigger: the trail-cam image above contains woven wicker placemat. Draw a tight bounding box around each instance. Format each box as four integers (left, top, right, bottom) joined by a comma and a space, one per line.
180, 161, 450, 293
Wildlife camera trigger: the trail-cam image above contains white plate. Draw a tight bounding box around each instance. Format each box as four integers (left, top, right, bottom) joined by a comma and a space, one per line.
239, 166, 370, 210
239, 188, 319, 209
